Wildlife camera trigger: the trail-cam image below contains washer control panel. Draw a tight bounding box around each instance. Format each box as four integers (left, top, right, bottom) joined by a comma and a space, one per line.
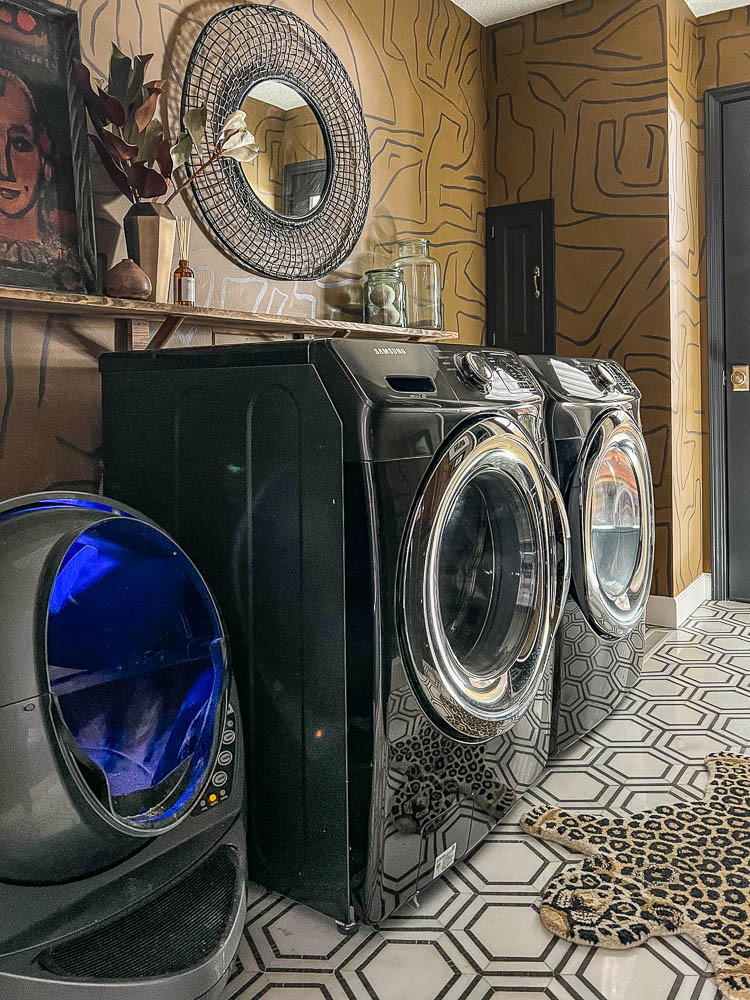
456, 351, 494, 390
192, 701, 238, 815
440, 349, 542, 401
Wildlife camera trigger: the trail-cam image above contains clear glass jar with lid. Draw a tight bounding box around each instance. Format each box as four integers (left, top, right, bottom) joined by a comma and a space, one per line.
363, 268, 406, 327
393, 238, 443, 330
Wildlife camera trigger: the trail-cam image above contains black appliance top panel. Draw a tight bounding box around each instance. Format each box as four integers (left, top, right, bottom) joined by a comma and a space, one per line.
521, 354, 640, 403
329, 341, 543, 406
326, 341, 458, 405
99, 338, 313, 373
100, 339, 542, 406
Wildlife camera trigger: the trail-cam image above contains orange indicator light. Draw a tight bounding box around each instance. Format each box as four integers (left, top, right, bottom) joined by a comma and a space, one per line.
314, 729, 324, 740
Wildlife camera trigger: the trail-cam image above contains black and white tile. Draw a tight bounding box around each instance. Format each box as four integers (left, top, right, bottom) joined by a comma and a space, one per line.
226, 602, 750, 1000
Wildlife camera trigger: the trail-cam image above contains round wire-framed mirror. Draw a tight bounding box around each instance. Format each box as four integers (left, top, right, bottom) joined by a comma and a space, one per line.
181, 5, 371, 281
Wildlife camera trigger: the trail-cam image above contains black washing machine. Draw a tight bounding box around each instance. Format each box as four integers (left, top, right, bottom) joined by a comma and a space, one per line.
521, 356, 655, 754
100, 340, 570, 926
0, 493, 246, 999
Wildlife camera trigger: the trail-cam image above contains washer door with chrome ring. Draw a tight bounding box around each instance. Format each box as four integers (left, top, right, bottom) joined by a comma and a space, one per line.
398, 416, 560, 743
569, 409, 654, 638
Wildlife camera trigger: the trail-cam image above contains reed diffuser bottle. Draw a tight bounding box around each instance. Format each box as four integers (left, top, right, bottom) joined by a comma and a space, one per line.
173, 217, 195, 306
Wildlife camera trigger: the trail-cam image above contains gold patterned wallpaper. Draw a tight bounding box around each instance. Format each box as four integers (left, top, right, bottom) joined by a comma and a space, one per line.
240, 97, 325, 216
486, 0, 674, 595
699, 6, 750, 90
240, 96, 292, 215
485, 0, 713, 599
0, 0, 487, 501
3, 0, 750, 599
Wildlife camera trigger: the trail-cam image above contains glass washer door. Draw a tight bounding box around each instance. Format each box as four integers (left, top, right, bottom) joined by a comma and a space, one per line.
570, 409, 654, 638
398, 416, 559, 743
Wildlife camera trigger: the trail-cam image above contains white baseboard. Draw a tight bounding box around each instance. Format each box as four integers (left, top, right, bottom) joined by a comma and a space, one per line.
646, 573, 712, 629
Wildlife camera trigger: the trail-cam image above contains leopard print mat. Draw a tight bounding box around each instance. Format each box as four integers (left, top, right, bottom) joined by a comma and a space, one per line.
521, 754, 750, 1000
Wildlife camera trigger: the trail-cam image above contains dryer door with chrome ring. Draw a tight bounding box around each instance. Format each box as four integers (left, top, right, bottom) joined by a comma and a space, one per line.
569, 409, 654, 638
398, 415, 569, 743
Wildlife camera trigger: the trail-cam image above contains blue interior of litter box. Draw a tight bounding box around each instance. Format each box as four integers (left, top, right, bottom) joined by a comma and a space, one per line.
46, 515, 225, 826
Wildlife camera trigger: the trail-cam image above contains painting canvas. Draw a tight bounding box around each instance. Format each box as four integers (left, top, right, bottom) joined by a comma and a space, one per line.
0, 0, 96, 292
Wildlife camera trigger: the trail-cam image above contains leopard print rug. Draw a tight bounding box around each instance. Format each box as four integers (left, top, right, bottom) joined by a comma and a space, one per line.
521, 753, 750, 999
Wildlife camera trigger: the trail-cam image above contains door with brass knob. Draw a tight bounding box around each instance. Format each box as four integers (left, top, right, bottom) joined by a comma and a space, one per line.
709, 86, 750, 600
486, 199, 555, 354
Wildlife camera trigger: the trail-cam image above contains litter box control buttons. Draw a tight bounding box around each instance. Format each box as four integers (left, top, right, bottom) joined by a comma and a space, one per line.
192, 701, 238, 815
197, 792, 219, 811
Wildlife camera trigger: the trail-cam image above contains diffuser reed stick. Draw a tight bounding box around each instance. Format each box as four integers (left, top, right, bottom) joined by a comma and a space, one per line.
177, 217, 191, 259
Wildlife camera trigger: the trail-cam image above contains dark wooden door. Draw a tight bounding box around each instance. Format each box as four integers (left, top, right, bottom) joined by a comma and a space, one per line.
720, 96, 750, 599
486, 199, 555, 354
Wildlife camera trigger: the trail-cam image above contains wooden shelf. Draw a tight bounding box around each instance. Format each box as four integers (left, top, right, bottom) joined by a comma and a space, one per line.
0, 286, 458, 350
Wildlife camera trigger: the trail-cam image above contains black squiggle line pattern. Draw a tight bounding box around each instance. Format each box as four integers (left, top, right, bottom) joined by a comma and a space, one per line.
486, 0, 709, 597
0, 0, 488, 507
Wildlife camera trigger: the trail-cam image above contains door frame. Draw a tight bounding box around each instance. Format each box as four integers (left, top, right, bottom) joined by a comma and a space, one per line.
705, 82, 750, 600
283, 158, 328, 216
486, 198, 556, 354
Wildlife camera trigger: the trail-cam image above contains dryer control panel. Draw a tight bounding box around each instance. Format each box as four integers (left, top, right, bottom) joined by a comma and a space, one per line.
521, 355, 639, 403
191, 701, 238, 815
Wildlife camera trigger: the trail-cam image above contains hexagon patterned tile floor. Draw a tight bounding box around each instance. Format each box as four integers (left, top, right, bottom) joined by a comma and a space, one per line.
222, 603, 750, 1000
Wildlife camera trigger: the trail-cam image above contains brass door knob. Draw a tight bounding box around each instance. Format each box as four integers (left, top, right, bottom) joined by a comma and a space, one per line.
731, 365, 749, 391
533, 266, 541, 300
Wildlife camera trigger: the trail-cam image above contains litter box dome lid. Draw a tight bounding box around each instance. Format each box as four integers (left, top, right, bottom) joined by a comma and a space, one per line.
0, 492, 228, 839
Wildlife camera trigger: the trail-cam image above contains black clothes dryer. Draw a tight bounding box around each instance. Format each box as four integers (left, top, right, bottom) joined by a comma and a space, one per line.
100, 340, 570, 926
521, 356, 655, 755
0, 493, 246, 1000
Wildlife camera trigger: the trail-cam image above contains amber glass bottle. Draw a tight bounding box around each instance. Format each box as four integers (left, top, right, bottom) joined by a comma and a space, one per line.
173, 259, 195, 306
173, 217, 195, 306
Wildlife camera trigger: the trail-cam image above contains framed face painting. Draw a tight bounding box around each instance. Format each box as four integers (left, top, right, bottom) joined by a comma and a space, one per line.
0, 0, 96, 292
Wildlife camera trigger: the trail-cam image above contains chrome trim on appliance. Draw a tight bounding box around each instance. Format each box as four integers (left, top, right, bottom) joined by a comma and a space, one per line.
397, 415, 558, 743
539, 462, 571, 639
569, 409, 654, 639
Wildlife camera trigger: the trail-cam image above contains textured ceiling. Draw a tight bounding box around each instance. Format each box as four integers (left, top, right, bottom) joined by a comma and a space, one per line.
689, 0, 748, 16
248, 80, 307, 111
450, 0, 564, 25
451, 0, 748, 26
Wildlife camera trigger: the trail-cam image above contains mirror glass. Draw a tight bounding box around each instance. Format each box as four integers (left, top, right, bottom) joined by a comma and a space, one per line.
241, 80, 329, 219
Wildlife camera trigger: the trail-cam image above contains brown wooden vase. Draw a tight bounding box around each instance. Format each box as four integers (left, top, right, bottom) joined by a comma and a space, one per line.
105, 259, 152, 300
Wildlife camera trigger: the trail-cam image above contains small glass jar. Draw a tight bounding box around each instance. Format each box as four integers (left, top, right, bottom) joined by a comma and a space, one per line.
363, 268, 406, 327
393, 238, 443, 330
